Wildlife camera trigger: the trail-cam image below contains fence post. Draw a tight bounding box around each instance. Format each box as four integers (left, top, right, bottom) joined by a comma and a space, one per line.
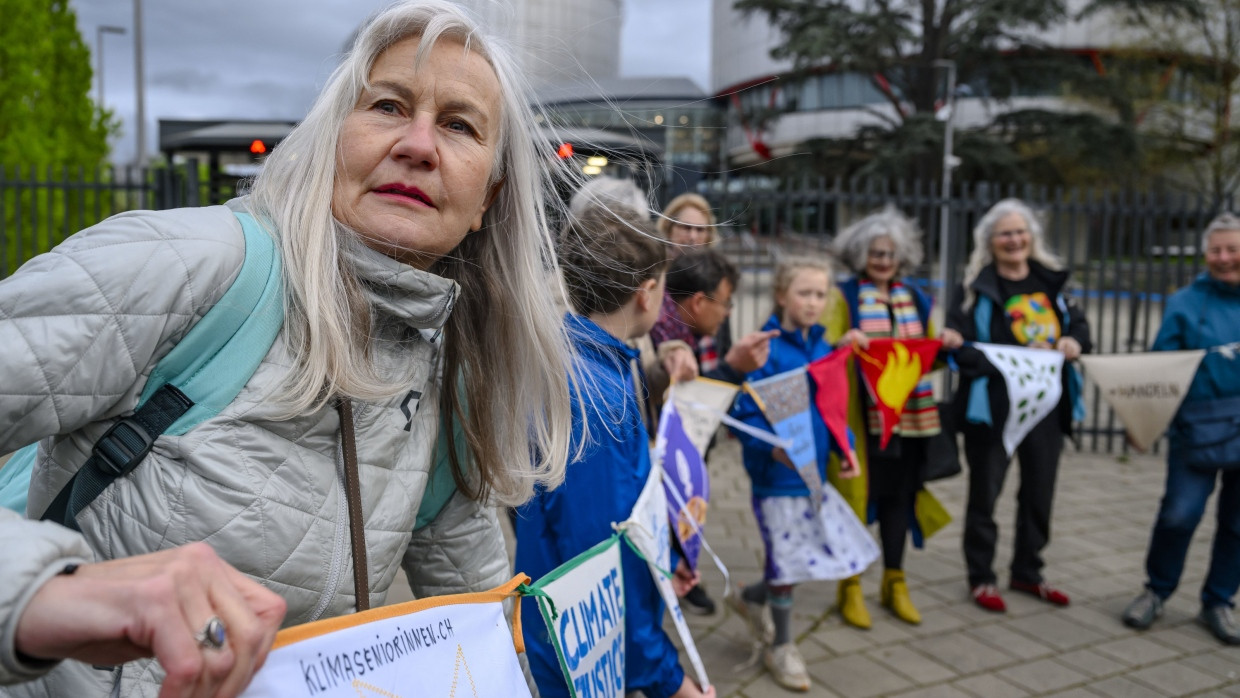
186, 158, 200, 208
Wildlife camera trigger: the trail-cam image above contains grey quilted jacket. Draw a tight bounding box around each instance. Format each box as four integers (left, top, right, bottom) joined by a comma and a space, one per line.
0, 200, 511, 696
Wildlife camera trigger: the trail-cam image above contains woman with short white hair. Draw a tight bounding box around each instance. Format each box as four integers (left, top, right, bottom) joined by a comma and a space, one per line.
0, 2, 577, 695
822, 206, 942, 629
941, 198, 1092, 614
1122, 212, 1240, 646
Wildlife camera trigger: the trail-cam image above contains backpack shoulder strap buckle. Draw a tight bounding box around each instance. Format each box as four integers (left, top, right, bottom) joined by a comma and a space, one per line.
93, 418, 157, 477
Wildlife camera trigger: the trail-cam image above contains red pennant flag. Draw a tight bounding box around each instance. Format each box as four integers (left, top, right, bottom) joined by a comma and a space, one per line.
854, 338, 942, 450
807, 346, 860, 478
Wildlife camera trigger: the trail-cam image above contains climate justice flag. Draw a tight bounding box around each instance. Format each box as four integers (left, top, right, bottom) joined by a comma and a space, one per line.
973, 343, 1064, 457
746, 368, 825, 511
1078, 350, 1205, 452
806, 346, 860, 477
853, 339, 942, 449
655, 400, 709, 571
239, 577, 531, 698
670, 377, 741, 456
622, 464, 710, 690
531, 537, 626, 698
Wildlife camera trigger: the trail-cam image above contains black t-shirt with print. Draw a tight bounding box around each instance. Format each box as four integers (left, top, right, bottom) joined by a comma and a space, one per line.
996, 274, 1062, 346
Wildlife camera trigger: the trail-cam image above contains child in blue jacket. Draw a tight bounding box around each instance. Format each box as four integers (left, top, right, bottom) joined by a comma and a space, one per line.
515, 207, 713, 698
727, 256, 873, 693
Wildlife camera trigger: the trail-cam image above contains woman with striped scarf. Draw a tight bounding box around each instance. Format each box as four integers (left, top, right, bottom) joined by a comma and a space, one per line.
821, 206, 944, 629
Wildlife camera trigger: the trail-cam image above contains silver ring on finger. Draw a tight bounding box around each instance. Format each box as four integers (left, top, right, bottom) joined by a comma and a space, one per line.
195, 616, 227, 650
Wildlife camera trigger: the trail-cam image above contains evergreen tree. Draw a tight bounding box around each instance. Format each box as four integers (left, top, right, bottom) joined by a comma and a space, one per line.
732, 0, 1194, 185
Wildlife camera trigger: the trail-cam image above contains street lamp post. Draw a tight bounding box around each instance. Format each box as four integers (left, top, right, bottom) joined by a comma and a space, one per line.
933, 59, 960, 317
95, 25, 126, 109
133, 0, 146, 167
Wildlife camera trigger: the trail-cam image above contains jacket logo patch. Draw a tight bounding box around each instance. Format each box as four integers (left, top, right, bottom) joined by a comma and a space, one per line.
400, 390, 423, 432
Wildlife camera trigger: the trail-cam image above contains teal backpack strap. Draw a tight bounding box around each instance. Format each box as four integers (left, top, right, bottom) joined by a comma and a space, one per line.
38, 211, 283, 528
966, 295, 994, 426
0, 446, 38, 514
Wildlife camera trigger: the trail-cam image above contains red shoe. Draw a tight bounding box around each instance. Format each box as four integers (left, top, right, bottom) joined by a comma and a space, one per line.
1010, 580, 1071, 606
971, 584, 1007, 613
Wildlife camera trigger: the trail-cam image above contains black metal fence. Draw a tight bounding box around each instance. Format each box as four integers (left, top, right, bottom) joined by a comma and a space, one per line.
0, 161, 235, 277
1, 167, 1225, 453
707, 177, 1225, 455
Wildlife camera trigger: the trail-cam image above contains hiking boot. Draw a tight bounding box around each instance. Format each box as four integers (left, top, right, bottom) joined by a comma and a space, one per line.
763, 643, 811, 692
1010, 580, 1071, 606
727, 586, 775, 646
1121, 589, 1163, 630
881, 569, 921, 625
1199, 605, 1240, 645
682, 584, 716, 615
971, 583, 1007, 613
837, 575, 871, 629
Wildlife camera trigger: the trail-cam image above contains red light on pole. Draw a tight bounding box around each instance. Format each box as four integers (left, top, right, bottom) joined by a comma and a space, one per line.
556, 142, 574, 159
249, 139, 268, 155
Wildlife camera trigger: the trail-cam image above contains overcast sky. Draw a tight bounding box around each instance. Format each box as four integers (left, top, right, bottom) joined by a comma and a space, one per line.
68, 0, 711, 164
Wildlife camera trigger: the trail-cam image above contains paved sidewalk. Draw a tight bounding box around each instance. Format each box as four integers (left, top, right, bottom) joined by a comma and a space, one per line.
675, 436, 1240, 698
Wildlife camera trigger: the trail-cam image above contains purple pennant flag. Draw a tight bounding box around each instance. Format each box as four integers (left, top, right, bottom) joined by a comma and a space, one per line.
659, 402, 709, 571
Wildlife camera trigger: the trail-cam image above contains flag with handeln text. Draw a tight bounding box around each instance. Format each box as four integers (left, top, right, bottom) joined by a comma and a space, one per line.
806, 346, 860, 477
746, 368, 825, 510
973, 343, 1064, 456
655, 397, 709, 571
1078, 350, 1205, 452
531, 536, 626, 698
239, 577, 531, 698
853, 339, 942, 450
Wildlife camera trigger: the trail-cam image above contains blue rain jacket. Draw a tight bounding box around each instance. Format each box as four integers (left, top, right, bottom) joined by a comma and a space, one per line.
1152, 272, 1240, 404
515, 314, 685, 698
729, 314, 835, 497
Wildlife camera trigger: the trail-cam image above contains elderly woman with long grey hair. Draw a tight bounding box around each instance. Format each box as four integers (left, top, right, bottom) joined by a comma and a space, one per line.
0, 2, 579, 696
1121, 212, 1240, 646
821, 206, 943, 629
941, 198, 1091, 615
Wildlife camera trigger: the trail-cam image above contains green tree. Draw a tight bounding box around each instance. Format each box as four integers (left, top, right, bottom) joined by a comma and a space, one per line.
0, 0, 113, 166
732, 0, 1194, 184
1100, 0, 1240, 205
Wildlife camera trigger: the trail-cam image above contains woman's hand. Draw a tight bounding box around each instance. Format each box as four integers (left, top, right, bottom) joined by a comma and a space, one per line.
939, 329, 964, 350
671, 559, 700, 598
840, 328, 871, 350
15, 542, 286, 698
1056, 336, 1082, 361
662, 346, 699, 384
670, 675, 717, 698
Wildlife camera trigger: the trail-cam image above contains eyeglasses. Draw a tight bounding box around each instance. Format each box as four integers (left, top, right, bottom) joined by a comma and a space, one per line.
993, 228, 1029, 239
868, 249, 896, 261
705, 294, 734, 310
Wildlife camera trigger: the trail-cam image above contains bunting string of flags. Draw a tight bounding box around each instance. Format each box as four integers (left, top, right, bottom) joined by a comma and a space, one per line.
238, 339, 1240, 698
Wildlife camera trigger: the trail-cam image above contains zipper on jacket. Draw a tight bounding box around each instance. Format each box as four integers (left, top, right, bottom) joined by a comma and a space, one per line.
308, 428, 351, 621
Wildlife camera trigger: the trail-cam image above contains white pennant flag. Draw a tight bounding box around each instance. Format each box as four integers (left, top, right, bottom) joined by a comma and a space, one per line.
622, 464, 710, 691
671, 378, 740, 456
974, 343, 1064, 457
1078, 350, 1205, 451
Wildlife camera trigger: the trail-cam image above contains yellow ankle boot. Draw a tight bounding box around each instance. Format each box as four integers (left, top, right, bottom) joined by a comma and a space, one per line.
881, 569, 921, 625
837, 575, 871, 629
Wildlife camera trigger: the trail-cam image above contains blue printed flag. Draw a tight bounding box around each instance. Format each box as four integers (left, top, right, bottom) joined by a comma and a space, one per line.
656, 401, 709, 571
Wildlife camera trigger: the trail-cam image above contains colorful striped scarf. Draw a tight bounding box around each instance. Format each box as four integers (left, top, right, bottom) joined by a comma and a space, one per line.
858, 280, 941, 437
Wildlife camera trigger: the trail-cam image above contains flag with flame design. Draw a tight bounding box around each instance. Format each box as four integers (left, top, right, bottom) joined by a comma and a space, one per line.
854, 339, 942, 449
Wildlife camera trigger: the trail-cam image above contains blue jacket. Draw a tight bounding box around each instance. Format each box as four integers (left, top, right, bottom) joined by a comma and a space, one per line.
1152, 273, 1240, 404
515, 314, 684, 698
729, 314, 834, 497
